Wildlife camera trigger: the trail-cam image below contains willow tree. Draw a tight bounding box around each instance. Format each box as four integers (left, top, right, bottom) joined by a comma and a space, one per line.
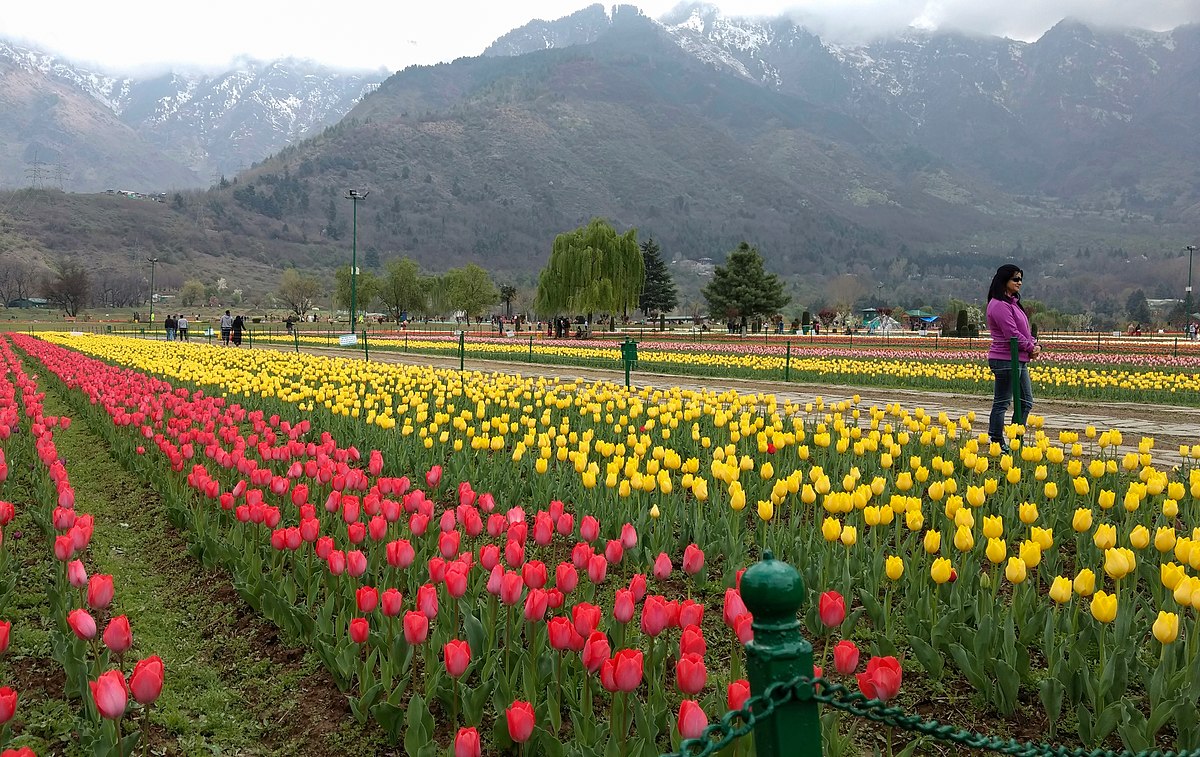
535, 218, 644, 327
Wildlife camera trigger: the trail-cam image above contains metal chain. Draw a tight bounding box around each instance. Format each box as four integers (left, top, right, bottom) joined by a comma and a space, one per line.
668, 675, 1200, 757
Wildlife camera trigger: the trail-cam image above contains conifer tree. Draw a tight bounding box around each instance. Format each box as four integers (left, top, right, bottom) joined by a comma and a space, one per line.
638, 238, 678, 320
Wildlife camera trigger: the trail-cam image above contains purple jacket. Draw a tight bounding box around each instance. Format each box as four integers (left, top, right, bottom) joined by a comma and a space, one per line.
986, 296, 1036, 362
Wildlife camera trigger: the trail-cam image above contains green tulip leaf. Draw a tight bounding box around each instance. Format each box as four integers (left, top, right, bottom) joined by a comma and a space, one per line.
906, 635, 944, 680
1076, 703, 1095, 747
858, 589, 884, 626
994, 659, 1020, 715
372, 700, 406, 741
464, 610, 486, 657
1038, 676, 1065, 726
1096, 701, 1123, 742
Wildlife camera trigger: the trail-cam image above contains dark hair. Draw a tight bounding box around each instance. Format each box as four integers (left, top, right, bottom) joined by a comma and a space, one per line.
988, 264, 1024, 309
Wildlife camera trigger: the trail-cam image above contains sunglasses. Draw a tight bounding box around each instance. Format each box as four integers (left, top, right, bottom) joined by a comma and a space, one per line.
1010, 277, 1023, 282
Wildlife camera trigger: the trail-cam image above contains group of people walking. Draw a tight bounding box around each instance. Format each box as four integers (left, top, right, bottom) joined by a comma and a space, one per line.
219, 310, 245, 346
162, 314, 190, 341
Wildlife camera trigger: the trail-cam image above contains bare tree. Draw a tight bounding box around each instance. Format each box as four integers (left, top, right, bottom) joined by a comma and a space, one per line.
43, 259, 90, 317
0, 257, 35, 305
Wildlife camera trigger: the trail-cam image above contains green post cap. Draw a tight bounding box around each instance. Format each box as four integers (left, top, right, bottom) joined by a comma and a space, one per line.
741, 549, 805, 621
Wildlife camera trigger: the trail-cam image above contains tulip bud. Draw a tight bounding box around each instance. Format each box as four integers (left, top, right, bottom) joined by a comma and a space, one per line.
1153, 611, 1179, 644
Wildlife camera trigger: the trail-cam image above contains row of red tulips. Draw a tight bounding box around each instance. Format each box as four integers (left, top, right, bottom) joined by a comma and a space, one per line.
0, 337, 164, 756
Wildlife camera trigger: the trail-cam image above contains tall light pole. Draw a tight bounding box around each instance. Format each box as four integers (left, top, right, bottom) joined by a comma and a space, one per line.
146, 257, 159, 326
344, 189, 368, 329
1186, 245, 1196, 330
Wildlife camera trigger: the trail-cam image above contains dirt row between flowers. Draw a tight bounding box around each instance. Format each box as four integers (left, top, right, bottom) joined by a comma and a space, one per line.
258, 343, 1200, 464
7, 357, 399, 756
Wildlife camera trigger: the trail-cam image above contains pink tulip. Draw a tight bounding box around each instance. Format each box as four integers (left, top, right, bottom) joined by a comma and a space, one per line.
604, 540, 624, 565
444, 639, 471, 677
675, 652, 707, 694
381, 588, 403, 617
505, 700, 535, 744
349, 617, 370, 644
580, 515, 600, 542
727, 679, 751, 711
346, 550, 367, 577
522, 560, 548, 589
628, 573, 647, 602
103, 615, 133, 655
67, 608, 97, 640
0, 686, 16, 725
723, 589, 748, 627
571, 542, 593, 569
403, 611, 429, 644
818, 591, 846, 628
425, 465, 442, 489
581, 631, 610, 673
640, 595, 669, 637
682, 544, 705, 575
613, 589, 635, 623
500, 572, 524, 606
0, 621, 9, 654
555, 562, 578, 594
454, 727, 481, 757
620, 523, 638, 549
733, 613, 754, 645
608, 648, 643, 692
445, 564, 468, 599
587, 554, 608, 584
857, 656, 902, 701
833, 640, 860, 675
679, 624, 706, 657
677, 700, 708, 739
128, 655, 165, 706
386, 539, 415, 568
523, 588, 548, 622
67, 560, 88, 589
573, 603, 602, 637
90, 670, 127, 720
679, 599, 704, 628
356, 586, 379, 613
653, 552, 672, 580
547, 617, 576, 651
417, 583, 439, 618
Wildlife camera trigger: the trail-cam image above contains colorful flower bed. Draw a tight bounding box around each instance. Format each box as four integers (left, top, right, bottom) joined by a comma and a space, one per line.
0, 339, 163, 757
16, 332, 1200, 753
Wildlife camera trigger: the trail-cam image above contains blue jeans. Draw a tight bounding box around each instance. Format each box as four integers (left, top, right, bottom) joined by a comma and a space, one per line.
989, 359, 1032, 443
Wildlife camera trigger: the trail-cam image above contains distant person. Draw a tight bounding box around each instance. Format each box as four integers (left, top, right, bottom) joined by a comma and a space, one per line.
220, 310, 233, 346
164, 313, 177, 341
231, 315, 245, 347
986, 264, 1040, 451
177, 313, 189, 341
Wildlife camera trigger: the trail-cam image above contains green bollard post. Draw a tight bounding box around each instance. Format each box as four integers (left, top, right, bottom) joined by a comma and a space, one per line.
459, 330, 465, 372
362, 329, 369, 361
529, 334, 534, 363
741, 551, 821, 757
405, 332, 408, 352
248, 328, 253, 349
785, 341, 791, 382
1010, 336, 1022, 427
294, 329, 299, 353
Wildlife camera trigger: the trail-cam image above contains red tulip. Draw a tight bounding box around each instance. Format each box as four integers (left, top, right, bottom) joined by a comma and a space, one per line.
604, 540, 623, 565
571, 542, 593, 569
129, 655, 165, 705
613, 589, 635, 623
486, 565, 504, 596
438, 530, 461, 559
87, 573, 114, 609
1, 746, 37, 757
581, 631, 610, 673
417, 583, 439, 618
0, 621, 9, 654
504, 540, 525, 568
327, 550, 347, 576
53, 534, 74, 561
653, 552, 672, 580
103, 615, 133, 655
723, 589, 748, 627
403, 611, 429, 644
818, 591, 846, 628
682, 544, 705, 575
733, 613, 754, 645
727, 679, 751, 711
522, 560, 548, 589
386, 539, 415, 568
428, 557, 447, 583
620, 523, 638, 549
555, 562, 578, 594
90, 670, 127, 720
500, 572, 524, 606
675, 652, 707, 694
368, 449, 384, 476
677, 700, 708, 740
679, 624, 706, 657
68, 608, 97, 640
556, 512, 574, 536
580, 515, 600, 542
610, 648, 643, 692
356, 586, 379, 614
349, 617, 370, 644
445, 564, 468, 599
425, 465, 442, 489
640, 595, 669, 637
367, 516, 388, 542
547, 617, 576, 651
381, 588, 403, 617
479, 544, 500, 571
52, 506, 75, 531
505, 700, 535, 743
586, 554, 608, 584
857, 656, 902, 701
0, 686, 16, 725
409, 512, 430, 536
679, 599, 704, 628
454, 727, 481, 757
523, 588, 548, 622
346, 550, 367, 577
533, 514, 553, 546
444, 639, 471, 677
572, 603, 602, 637
627, 573, 647, 602
833, 640, 860, 675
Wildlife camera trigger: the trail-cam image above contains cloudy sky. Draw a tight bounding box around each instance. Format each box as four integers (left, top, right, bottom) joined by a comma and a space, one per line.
4, 0, 1197, 73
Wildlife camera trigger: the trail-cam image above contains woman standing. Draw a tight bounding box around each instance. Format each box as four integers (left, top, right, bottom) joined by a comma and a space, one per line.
986, 264, 1040, 450
231, 315, 245, 347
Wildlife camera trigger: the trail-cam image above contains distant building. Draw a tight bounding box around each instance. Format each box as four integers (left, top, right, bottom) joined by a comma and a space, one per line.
7, 297, 49, 309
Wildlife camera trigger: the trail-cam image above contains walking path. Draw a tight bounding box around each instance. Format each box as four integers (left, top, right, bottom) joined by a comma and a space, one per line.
255, 343, 1199, 467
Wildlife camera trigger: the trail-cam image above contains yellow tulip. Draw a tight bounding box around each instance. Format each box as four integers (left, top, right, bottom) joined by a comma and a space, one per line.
1129, 525, 1150, 550
1163, 499, 1179, 519
535, 458, 549, 475
1072, 509, 1093, 533
1097, 490, 1116, 510
985, 537, 1007, 565
1103, 548, 1133, 580
1019, 502, 1038, 525
924, 530, 942, 554
1153, 611, 1179, 644
930, 557, 953, 584
1005, 557, 1027, 584
757, 500, 774, 522
1160, 562, 1185, 591
885, 556, 904, 581
1073, 569, 1096, 597
840, 526, 858, 547
1174, 577, 1195, 607
760, 462, 774, 480
1048, 576, 1073, 604
1093, 523, 1117, 550
954, 525, 974, 552
1090, 591, 1117, 623
1006, 467, 1021, 484
1031, 526, 1054, 552
1019, 540, 1042, 569
1044, 482, 1059, 500
982, 515, 1003, 539
649, 504, 660, 519
863, 506, 881, 527
905, 509, 924, 532
1071, 477, 1088, 496
822, 517, 842, 542
895, 472, 913, 491
1155, 527, 1177, 554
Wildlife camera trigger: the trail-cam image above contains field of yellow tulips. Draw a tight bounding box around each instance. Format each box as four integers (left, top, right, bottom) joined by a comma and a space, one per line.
32, 334, 1200, 751
218, 328, 1200, 406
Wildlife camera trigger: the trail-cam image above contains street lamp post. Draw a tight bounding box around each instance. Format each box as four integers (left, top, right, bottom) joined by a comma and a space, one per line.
146, 257, 159, 328
1186, 245, 1196, 331
344, 189, 369, 329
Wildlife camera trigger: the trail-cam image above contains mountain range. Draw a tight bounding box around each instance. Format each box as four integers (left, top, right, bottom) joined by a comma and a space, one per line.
0, 40, 383, 191
0, 3, 1196, 313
